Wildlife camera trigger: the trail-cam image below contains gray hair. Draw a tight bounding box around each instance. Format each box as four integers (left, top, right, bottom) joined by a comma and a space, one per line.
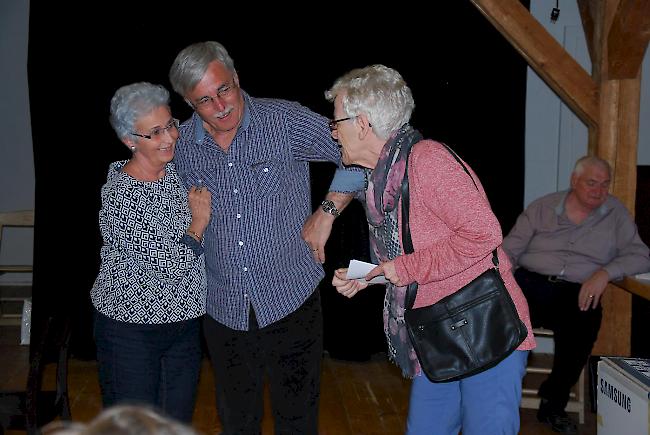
169, 41, 236, 98
325, 64, 414, 140
42, 405, 198, 435
573, 155, 611, 177
109, 82, 170, 143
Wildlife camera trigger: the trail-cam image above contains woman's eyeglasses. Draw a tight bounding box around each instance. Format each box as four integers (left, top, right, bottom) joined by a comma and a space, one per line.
328, 116, 354, 132
131, 118, 179, 140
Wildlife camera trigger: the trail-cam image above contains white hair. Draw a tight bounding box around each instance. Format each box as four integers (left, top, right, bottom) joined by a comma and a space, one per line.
325, 64, 414, 140
573, 155, 611, 177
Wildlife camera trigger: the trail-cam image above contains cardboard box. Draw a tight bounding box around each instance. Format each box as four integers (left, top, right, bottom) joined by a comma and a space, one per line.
597, 357, 650, 435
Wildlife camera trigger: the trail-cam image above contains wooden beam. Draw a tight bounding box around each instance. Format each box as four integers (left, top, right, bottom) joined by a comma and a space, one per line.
595, 84, 640, 363
581, 0, 602, 154
607, 0, 650, 79
610, 78, 641, 212
616, 277, 650, 301
470, 0, 599, 128
577, 0, 597, 65
589, 0, 641, 358
593, 284, 631, 356
610, 0, 650, 76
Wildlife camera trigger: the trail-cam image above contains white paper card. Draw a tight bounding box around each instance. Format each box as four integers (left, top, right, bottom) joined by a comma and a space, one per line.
346, 259, 388, 285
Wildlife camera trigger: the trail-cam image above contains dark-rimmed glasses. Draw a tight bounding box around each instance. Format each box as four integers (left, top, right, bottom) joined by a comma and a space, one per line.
194, 81, 238, 108
328, 117, 354, 132
131, 118, 179, 140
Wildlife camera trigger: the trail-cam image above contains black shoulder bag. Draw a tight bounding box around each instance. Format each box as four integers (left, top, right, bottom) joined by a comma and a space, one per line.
402, 144, 528, 383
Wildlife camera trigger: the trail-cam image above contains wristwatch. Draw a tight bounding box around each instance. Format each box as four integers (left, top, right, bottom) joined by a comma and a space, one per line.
321, 199, 340, 217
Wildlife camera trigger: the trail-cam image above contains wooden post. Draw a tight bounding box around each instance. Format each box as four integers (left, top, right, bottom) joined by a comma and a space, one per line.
586, 0, 644, 356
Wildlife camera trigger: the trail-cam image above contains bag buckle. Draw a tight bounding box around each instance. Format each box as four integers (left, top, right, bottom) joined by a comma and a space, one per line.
450, 319, 468, 330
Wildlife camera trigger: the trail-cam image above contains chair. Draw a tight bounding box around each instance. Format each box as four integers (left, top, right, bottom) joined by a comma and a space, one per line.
0, 210, 34, 326
520, 328, 586, 424
0, 315, 72, 435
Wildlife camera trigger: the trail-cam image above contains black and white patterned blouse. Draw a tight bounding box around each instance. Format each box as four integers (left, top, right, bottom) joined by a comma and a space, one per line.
91, 160, 206, 324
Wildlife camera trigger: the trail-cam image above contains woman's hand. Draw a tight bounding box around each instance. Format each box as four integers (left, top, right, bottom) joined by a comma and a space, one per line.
366, 260, 405, 286
332, 268, 368, 298
187, 185, 212, 239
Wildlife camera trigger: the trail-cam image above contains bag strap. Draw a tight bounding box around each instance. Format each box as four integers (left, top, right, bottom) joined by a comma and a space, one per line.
401, 143, 499, 309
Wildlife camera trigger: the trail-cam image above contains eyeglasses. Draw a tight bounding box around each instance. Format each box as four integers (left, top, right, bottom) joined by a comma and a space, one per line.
131, 118, 179, 140
194, 81, 238, 108
328, 116, 354, 132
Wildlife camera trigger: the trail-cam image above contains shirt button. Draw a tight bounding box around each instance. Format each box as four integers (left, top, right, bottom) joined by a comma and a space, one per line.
243, 267, 248, 272
236, 213, 241, 219
233, 188, 238, 194
238, 241, 244, 246
263, 167, 269, 172
228, 162, 233, 167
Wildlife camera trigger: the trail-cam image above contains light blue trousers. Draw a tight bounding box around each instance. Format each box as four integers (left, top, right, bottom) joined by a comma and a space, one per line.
406, 350, 528, 435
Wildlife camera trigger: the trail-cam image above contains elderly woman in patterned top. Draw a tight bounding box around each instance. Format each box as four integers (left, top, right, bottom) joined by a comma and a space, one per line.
90, 82, 211, 423
327, 65, 536, 435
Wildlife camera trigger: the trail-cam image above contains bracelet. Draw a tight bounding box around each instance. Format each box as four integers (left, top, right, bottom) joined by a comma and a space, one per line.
187, 229, 202, 242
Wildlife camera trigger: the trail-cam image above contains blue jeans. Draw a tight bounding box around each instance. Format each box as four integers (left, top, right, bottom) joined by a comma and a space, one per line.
406, 350, 528, 435
93, 309, 202, 423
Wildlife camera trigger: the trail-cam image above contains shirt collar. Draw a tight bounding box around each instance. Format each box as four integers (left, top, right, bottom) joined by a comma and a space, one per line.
555, 189, 609, 217
192, 90, 252, 146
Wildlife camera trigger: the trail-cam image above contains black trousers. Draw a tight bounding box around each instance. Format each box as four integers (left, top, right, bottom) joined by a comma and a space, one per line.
203, 290, 323, 435
514, 268, 602, 411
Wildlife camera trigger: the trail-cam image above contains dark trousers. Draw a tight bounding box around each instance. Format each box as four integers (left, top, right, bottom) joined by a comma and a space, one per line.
203, 290, 323, 435
93, 310, 202, 423
514, 268, 602, 410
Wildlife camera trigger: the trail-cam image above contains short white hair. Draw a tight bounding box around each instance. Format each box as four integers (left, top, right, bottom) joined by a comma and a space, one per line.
573, 155, 611, 177
325, 64, 414, 140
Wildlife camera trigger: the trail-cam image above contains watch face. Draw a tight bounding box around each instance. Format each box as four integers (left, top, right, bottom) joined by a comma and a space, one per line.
322, 200, 340, 216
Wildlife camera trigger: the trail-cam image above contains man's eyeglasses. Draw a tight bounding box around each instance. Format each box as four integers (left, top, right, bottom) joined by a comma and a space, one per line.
328, 116, 354, 132
131, 118, 179, 140
194, 81, 238, 108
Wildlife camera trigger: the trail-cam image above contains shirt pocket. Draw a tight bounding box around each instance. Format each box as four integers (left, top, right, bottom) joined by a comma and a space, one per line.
249, 159, 284, 197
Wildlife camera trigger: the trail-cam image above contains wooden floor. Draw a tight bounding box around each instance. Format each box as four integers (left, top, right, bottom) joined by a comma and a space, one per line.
1, 326, 597, 434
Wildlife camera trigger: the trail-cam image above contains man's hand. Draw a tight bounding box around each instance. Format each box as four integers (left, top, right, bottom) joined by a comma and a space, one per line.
301, 192, 354, 263
333, 268, 369, 298
301, 210, 334, 264
366, 260, 405, 287
579, 269, 609, 310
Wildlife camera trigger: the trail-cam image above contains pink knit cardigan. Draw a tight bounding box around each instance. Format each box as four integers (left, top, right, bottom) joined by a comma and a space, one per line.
393, 140, 536, 351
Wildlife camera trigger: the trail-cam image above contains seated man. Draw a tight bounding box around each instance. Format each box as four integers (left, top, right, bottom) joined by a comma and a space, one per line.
503, 155, 650, 434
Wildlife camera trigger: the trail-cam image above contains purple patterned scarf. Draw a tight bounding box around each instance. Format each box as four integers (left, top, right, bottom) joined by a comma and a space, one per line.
364, 124, 422, 378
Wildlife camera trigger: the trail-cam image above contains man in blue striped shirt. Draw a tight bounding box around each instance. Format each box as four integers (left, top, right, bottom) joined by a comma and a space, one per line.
169, 41, 364, 434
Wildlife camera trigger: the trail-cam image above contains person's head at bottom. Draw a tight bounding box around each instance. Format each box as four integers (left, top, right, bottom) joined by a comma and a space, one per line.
42, 405, 198, 435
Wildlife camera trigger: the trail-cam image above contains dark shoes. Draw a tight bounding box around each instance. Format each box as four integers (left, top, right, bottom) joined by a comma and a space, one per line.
537, 399, 578, 434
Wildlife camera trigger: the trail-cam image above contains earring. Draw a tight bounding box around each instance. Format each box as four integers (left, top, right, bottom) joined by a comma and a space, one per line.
130, 146, 136, 153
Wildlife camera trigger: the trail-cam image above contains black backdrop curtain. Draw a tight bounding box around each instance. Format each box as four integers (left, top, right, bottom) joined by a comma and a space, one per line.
28, 2, 528, 359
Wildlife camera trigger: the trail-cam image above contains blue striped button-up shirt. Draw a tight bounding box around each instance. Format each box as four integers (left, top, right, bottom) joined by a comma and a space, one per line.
173, 92, 363, 330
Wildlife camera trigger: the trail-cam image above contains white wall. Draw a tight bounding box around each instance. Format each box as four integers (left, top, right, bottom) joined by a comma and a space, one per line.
0, 0, 34, 284
525, 1, 650, 207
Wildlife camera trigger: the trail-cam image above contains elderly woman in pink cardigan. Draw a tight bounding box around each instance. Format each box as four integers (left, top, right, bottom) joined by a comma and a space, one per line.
327, 65, 536, 435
